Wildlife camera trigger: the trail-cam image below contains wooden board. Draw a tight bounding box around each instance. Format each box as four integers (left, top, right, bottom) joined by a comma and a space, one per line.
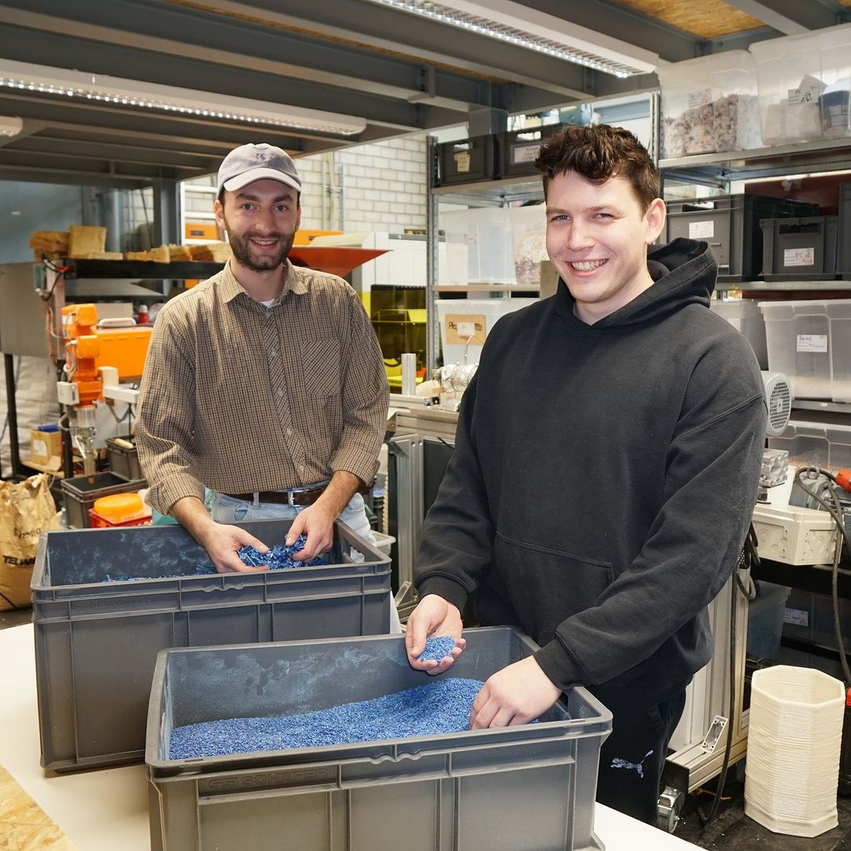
0, 765, 75, 849
612, 0, 764, 38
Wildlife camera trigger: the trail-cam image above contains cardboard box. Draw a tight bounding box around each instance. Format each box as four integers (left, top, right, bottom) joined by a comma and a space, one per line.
30, 429, 62, 466
68, 225, 107, 258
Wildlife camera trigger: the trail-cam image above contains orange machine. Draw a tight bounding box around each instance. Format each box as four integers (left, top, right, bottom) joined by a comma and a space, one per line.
57, 304, 152, 476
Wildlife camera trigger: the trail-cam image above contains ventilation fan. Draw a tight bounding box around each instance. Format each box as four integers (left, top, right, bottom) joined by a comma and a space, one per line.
761, 371, 791, 438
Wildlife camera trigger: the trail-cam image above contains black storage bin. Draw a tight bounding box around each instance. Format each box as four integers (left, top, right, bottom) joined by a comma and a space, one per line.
499, 124, 565, 179
836, 182, 851, 278
760, 215, 839, 281
60, 471, 147, 529
664, 194, 819, 282
105, 434, 142, 481
436, 135, 498, 185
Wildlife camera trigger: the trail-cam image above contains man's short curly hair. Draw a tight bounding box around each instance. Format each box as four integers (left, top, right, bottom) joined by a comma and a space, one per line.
534, 124, 660, 213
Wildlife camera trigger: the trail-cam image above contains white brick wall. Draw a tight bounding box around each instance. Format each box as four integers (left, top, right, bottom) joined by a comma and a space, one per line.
183, 134, 429, 236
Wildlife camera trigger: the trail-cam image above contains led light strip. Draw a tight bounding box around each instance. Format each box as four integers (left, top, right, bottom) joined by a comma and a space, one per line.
369, 0, 647, 78
0, 59, 367, 136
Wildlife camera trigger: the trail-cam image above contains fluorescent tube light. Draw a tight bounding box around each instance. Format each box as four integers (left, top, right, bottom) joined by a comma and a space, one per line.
366, 0, 659, 77
0, 59, 367, 136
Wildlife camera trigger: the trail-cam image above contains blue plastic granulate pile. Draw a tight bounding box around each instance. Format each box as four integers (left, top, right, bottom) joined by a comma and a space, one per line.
236, 536, 327, 569
169, 677, 485, 759
101, 534, 326, 582
417, 634, 457, 662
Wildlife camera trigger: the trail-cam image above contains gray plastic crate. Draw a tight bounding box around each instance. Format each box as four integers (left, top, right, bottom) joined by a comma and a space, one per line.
60, 470, 147, 528
436, 134, 499, 185
664, 194, 818, 282
105, 434, 142, 481
760, 215, 839, 281
31, 518, 391, 771
146, 627, 612, 851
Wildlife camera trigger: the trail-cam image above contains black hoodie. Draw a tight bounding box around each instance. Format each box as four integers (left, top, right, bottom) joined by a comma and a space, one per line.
416, 238, 767, 691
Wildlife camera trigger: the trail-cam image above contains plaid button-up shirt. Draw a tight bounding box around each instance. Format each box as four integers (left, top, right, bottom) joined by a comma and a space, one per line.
136, 260, 389, 515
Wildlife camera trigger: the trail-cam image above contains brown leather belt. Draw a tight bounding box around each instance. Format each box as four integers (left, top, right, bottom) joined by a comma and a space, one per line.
225, 485, 328, 506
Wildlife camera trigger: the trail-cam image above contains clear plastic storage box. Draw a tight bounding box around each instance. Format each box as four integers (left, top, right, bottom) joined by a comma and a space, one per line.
759, 300, 851, 401
31, 519, 391, 771
658, 50, 762, 157
767, 419, 851, 471
509, 203, 547, 285
145, 628, 613, 851
436, 298, 537, 365
710, 297, 768, 368
751, 24, 851, 145
442, 207, 515, 285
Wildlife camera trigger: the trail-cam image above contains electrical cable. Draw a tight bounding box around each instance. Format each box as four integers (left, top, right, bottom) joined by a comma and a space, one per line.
699, 525, 760, 828
794, 466, 851, 685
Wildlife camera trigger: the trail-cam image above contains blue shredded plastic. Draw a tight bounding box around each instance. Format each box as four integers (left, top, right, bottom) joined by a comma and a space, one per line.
101, 534, 326, 582
417, 635, 457, 662
169, 678, 485, 759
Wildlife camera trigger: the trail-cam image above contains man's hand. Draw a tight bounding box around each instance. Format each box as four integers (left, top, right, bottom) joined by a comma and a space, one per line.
287, 471, 364, 560
171, 495, 269, 574
470, 656, 561, 729
405, 594, 466, 675
286, 501, 336, 560
196, 521, 270, 574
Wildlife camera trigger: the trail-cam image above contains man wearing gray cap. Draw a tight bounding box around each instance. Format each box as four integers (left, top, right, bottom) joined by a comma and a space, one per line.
136, 143, 389, 573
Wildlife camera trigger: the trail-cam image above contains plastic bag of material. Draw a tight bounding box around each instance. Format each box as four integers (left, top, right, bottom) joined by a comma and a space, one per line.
0, 474, 59, 610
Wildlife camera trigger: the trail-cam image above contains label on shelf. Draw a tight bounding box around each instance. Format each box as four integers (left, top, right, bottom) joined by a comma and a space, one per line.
796, 334, 828, 353
784, 247, 815, 267
689, 220, 714, 239
453, 151, 471, 173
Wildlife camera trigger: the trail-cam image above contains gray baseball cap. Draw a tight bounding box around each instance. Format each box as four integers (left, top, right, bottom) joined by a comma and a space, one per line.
217, 143, 302, 194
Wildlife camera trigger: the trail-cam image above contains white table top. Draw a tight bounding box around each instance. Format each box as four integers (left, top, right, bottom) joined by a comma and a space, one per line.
0, 623, 699, 850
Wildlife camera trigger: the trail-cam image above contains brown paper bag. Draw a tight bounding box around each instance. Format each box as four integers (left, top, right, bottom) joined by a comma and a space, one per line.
0, 474, 59, 610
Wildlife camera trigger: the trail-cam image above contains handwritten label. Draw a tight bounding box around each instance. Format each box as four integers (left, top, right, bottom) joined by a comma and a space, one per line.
796, 334, 828, 353
687, 88, 712, 109
788, 85, 819, 105
689, 220, 714, 240
784, 247, 815, 267
453, 151, 471, 173
446, 315, 486, 345
512, 144, 540, 165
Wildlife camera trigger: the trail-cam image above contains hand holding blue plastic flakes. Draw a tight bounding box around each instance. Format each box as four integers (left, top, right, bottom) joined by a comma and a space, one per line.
102, 533, 326, 581
169, 677, 485, 759
416, 634, 456, 662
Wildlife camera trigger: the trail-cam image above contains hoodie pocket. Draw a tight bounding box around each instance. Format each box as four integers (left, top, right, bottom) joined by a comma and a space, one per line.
492, 531, 614, 645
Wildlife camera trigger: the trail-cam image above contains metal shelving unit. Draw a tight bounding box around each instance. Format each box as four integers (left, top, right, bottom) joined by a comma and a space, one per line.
425, 138, 545, 373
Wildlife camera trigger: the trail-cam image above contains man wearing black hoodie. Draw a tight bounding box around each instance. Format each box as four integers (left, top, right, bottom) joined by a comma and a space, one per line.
405, 124, 766, 823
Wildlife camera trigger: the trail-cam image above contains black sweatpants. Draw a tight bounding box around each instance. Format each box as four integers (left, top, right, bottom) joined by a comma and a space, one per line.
587, 679, 689, 825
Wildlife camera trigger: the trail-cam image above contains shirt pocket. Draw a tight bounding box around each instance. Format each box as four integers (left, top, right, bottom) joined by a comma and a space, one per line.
300, 339, 341, 397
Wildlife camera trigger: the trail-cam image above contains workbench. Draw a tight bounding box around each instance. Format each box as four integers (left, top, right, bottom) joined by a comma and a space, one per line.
0, 623, 701, 850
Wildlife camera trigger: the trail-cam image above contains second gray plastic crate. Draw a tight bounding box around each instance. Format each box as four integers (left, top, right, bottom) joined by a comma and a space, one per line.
146, 627, 612, 851
60, 471, 147, 528
32, 518, 390, 771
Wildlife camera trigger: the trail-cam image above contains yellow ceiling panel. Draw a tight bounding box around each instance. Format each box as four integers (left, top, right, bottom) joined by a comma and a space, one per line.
611, 0, 765, 38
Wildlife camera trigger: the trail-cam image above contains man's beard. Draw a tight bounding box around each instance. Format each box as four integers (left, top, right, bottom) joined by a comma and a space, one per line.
224, 222, 294, 273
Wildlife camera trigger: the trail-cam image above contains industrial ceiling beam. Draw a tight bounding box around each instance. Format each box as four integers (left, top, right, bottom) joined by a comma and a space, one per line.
0, 3, 495, 116
722, 0, 842, 34
506, 0, 702, 63
160, 0, 595, 98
